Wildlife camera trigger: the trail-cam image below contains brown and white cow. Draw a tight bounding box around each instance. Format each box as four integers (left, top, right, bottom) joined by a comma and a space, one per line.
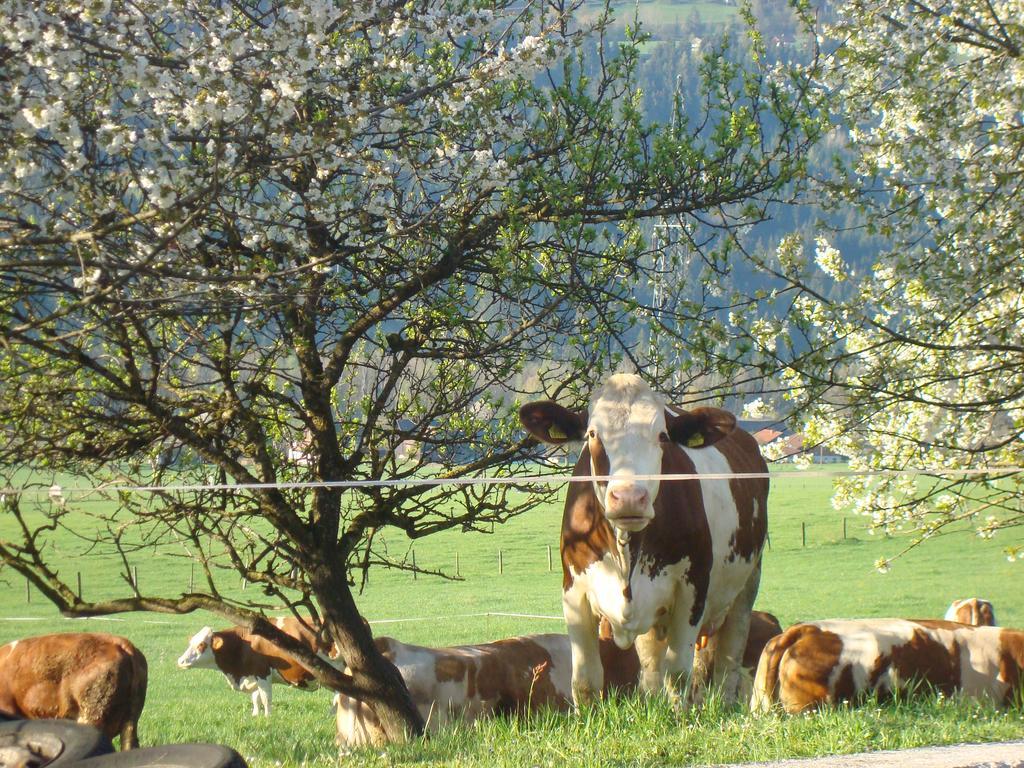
944, 598, 996, 627
177, 616, 333, 716
335, 627, 638, 747
520, 373, 768, 705
750, 619, 1024, 713
0, 632, 147, 750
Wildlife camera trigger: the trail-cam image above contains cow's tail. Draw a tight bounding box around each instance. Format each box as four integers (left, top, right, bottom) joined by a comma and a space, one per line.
120, 644, 148, 750
750, 628, 798, 714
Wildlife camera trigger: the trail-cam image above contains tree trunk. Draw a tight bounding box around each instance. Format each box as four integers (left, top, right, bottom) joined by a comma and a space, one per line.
309, 562, 425, 742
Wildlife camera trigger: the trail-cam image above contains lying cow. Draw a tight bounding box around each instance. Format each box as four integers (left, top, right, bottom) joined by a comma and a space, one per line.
520, 373, 768, 705
751, 618, 1024, 714
177, 616, 333, 716
742, 611, 784, 670
945, 598, 996, 627
0, 632, 147, 750
336, 625, 640, 747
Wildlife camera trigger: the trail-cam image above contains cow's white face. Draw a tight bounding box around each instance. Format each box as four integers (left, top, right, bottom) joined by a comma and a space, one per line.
178, 626, 216, 669
520, 373, 740, 536
585, 374, 667, 531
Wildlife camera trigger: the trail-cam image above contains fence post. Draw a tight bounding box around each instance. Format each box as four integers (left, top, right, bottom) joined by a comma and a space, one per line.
455, 552, 460, 577
547, 545, 552, 572
843, 517, 847, 540
77, 572, 82, 600
412, 549, 417, 580
26, 577, 30, 604
498, 550, 503, 575
802, 522, 807, 548
132, 565, 139, 591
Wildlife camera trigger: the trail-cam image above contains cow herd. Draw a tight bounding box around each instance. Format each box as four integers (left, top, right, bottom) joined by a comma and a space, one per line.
0, 374, 1021, 753
0, 598, 1008, 751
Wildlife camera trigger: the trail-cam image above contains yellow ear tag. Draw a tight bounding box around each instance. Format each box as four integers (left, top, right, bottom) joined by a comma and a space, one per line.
549, 424, 567, 440
686, 433, 705, 448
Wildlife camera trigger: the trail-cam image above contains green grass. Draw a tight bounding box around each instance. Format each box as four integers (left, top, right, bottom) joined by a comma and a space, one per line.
577, 0, 740, 32
354, 694, 1024, 767
2, 466, 1022, 765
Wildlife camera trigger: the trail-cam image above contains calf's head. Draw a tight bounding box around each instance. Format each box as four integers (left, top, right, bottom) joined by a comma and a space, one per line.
177, 626, 220, 669
519, 373, 736, 533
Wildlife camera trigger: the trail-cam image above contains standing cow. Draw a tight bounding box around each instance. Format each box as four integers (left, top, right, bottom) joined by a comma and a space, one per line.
177, 616, 334, 716
0, 632, 147, 750
520, 373, 768, 705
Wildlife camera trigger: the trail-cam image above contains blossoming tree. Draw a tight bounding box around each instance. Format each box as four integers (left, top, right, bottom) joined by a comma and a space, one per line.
739, 0, 1023, 566
0, 0, 819, 740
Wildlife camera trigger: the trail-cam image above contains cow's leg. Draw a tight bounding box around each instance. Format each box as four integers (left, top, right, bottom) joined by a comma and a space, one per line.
257, 678, 272, 716
709, 560, 761, 705
663, 593, 703, 706
119, 720, 140, 750
563, 595, 602, 705
634, 628, 668, 694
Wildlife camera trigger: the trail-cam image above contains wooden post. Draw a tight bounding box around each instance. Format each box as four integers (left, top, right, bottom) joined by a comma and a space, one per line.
455, 552, 460, 577
843, 517, 848, 540
241, 578, 247, 590
498, 550, 503, 575
802, 522, 807, 548
26, 577, 30, 604
412, 549, 417, 580
77, 572, 82, 600
547, 545, 552, 572
132, 565, 139, 591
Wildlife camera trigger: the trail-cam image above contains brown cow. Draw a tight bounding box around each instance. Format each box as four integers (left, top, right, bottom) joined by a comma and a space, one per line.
751, 618, 1024, 713
742, 611, 784, 671
177, 616, 334, 716
0, 632, 147, 750
944, 598, 996, 626
520, 373, 768, 705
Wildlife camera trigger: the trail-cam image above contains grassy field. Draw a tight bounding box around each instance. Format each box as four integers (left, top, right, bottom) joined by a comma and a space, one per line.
2, 467, 1023, 765
576, 0, 740, 32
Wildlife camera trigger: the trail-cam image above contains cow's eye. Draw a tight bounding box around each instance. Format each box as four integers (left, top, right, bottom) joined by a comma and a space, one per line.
197, 642, 206, 652
658, 431, 670, 443
588, 428, 596, 439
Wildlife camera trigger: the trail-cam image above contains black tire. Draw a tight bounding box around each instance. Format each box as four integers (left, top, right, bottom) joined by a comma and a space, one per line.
67, 744, 248, 768
0, 720, 114, 768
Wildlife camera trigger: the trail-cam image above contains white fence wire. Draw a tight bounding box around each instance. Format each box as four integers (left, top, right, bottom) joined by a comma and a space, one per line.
11, 465, 1024, 501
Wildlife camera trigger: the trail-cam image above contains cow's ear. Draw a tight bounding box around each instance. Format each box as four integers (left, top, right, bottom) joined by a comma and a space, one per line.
212, 636, 224, 651
518, 401, 587, 444
665, 407, 736, 448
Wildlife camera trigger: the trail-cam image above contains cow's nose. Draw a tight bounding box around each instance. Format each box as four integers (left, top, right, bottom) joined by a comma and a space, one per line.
606, 483, 649, 515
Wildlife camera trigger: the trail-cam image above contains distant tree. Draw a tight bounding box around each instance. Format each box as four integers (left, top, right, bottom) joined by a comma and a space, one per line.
737, 0, 1024, 565
0, 0, 820, 740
